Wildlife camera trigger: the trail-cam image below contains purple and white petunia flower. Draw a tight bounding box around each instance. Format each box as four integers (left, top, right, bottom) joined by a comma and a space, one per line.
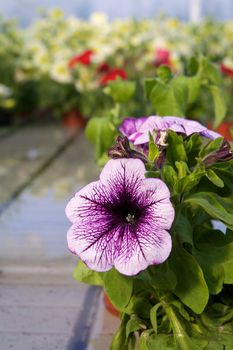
120, 116, 221, 146
66, 158, 174, 276
119, 117, 147, 142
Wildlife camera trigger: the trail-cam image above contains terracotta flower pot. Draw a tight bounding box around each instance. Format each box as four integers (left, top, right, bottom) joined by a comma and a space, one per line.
103, 291, 120, 317
215, 122, 233, 141
62, 109, 86, 129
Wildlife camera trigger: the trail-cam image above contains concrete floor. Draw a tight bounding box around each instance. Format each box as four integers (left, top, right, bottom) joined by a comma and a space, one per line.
0, 125, 119, 350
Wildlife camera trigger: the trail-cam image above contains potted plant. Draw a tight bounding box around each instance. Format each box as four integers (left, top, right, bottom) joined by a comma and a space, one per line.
67, 114, 233, 349
66, 69, 233, 349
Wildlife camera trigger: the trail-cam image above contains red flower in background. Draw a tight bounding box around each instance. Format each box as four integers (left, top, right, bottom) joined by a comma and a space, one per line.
220, 63, 233, 78
100, 68, 127, 85
68, 50, 94, 69
154, 48, 171, 67
97, 62, 110, 73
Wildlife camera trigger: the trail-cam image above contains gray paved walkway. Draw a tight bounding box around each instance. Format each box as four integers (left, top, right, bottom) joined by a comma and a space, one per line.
0, 125, 119, 350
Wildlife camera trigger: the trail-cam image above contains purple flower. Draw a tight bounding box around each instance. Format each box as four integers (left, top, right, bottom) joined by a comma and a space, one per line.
66, 158, 174, 276
120, 116, 221, 146
119, 117, 147, 142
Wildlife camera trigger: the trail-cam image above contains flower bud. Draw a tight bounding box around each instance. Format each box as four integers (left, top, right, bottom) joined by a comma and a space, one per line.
203, 139, 233, 166
108, 136, 148, 163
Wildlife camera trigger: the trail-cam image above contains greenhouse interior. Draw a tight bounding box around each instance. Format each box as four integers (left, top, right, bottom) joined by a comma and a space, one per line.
0, 0, 233, 349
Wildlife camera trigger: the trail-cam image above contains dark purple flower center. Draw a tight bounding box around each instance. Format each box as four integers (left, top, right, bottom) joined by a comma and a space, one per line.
110, 199, 143, 225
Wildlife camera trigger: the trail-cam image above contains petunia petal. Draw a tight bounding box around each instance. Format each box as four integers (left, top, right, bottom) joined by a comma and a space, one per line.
201, 129, 221, 139
139, 178, 175, 229
122, 115, 221, 146
114, 223, 172, 275
67, 223, 118, 271
66, 181, 101, 224
119, 117, 146, 138
99, 158, 146, 188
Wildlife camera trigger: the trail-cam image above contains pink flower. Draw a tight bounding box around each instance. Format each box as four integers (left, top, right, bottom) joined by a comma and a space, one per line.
154, 48, 172, 67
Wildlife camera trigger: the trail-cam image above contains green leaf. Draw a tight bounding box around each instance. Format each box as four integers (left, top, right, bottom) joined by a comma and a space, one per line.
193, 249, 225, 295
223, 260, 233, 283
85, 117, 116, 159
145, 170, 161, 178
202, 58, 221, 85
144, 78, 157, 99
206, 169, 224, 188
150, 80, 185, 116
199, 137, 223, 158
211, 167, 233, 196
105, 80, 136, 103
203, 341, 224, 350
157, 65, 173, 82
73, 261, 103, 286
147, 333, 176, 349
139, 262, 177, 291
185, 133, 202, 157
102, 268, 133, 310
166, 130, 187, 164
187, 56, 199, 76
164, 304, 208, 349
162, 164, 178, 191
174, 171, 205, 194
170, 76, 189, 113
123, 295, 152, 319
208, 85, 226, 129
171, 300, 190, 321
138, 330, 154, 350
169, 242, 209, 314
148, 133, 159, 162
175, 161, 189, 179
185, 75, 201, 104
150, 302, 163, 333
126, 315, 145, 339
193, 229, 233, 292
110, 314, 129, 350
174, 214, 194, 246
184, 192, 233, 230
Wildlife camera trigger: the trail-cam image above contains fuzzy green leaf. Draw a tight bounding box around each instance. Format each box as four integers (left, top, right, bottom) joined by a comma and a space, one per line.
169, 242, 209, 314
208, 85, 226, 129
150, 303, 163, 333
103, 268, 133, 310
184, 192, 233, 230
126, 315, 145, 339
105, 80, 136, 103
150, 80, 186, 116
157, 65, 173, 82
147, 333, 176, 349
110, 315, 129, 350
73, 261, 103, 286
166, 130, 187, 164
85, 117, 116, 159
206, 169, 224, 188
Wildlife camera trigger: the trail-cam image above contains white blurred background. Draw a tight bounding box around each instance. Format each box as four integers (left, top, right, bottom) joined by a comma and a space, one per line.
0, 0, 233, 26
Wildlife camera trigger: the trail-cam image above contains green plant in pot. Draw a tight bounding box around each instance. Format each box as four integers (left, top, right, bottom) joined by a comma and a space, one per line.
66, 65, 233, 350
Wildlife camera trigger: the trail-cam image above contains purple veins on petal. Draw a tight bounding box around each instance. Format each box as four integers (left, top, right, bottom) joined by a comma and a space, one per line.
66, 158, 174, 276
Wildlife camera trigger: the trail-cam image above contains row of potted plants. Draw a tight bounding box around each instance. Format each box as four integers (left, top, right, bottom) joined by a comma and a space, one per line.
0, 10, 233, 133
